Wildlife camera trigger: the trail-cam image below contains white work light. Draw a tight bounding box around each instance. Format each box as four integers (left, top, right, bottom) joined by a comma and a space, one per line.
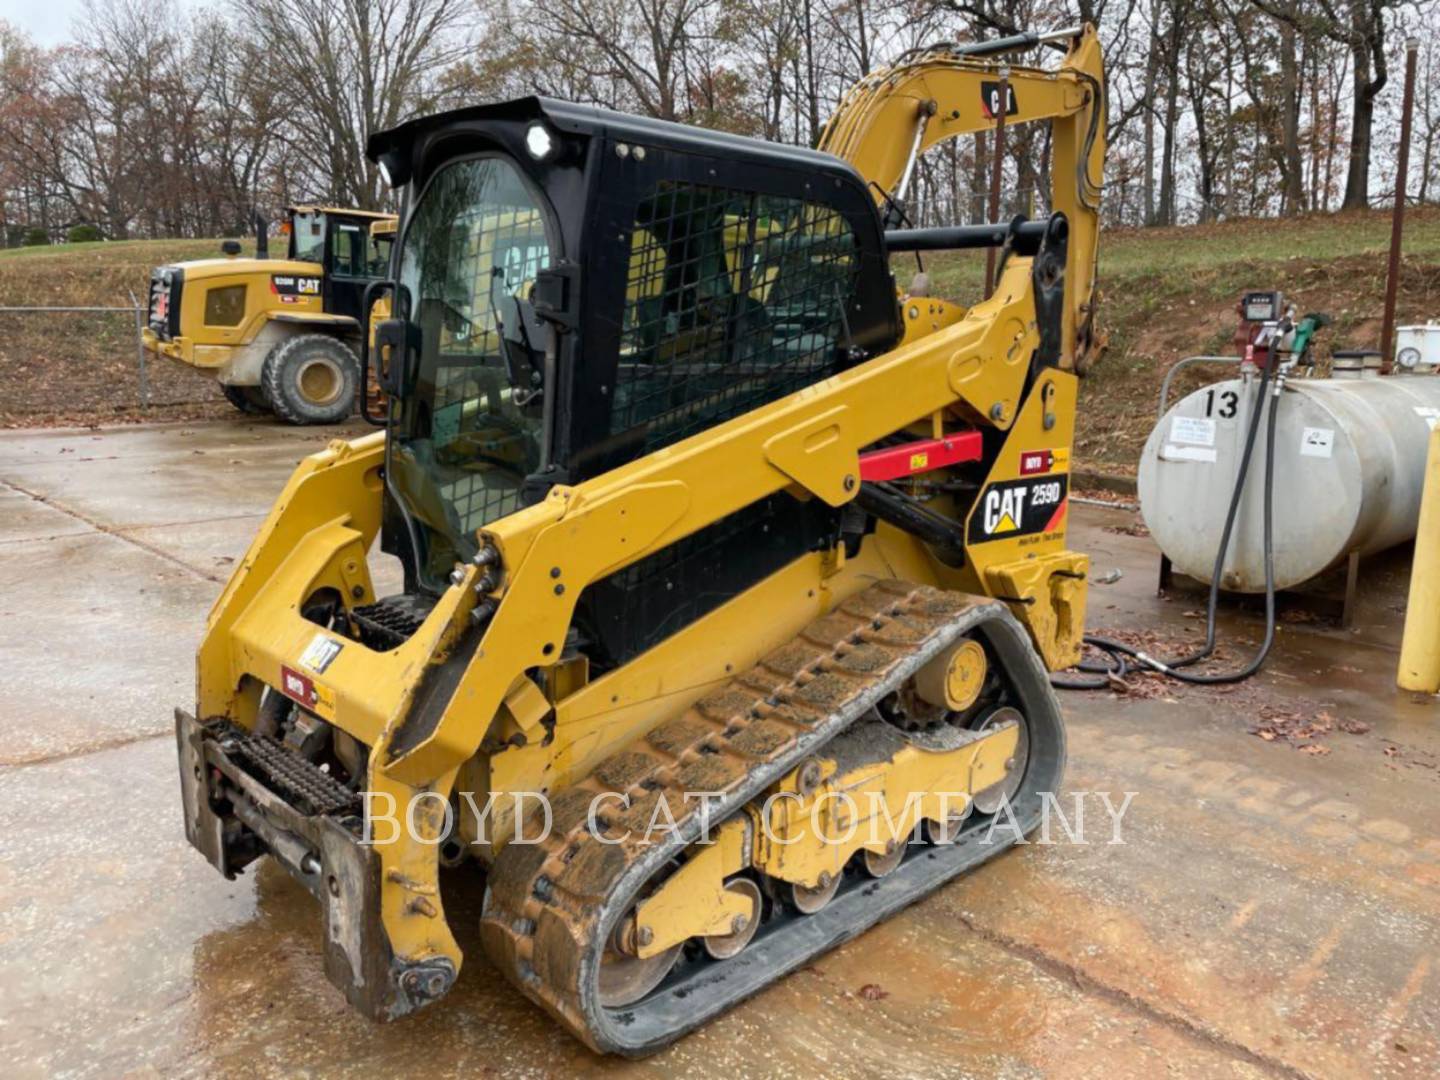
526, 122, 556, 161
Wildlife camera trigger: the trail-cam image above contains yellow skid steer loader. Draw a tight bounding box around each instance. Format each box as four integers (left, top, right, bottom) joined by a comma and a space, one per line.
176, 24, 1105, 1054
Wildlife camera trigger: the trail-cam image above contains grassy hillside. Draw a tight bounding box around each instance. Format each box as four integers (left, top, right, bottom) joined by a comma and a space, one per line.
927, 207, 1440, 471
4, 210, 1439, 458
0, 236, 268, 426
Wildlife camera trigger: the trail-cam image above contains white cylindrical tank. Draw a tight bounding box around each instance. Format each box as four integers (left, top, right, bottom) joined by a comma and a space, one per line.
1138, 368, 1440, 592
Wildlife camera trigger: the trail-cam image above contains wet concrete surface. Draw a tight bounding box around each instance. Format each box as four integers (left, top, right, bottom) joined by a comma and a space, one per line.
1, 420, 1437, 1078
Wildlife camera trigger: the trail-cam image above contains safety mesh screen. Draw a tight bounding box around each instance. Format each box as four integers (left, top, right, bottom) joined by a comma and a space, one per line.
578, 493, 838, 666
611, 182, 859, 455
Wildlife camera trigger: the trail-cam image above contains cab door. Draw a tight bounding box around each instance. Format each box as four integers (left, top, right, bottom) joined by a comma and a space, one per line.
323, 216, 373, 320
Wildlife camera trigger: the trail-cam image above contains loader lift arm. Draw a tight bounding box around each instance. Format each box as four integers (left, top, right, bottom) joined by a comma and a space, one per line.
821, 23, 1105, 369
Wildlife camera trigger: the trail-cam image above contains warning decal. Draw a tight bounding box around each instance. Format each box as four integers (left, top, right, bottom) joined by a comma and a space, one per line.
1299, 427, 1335, 459
1019, 447, 1070, 476
280, 665, 317, 706
967, 475, 1070, 545
298, 632, 343, 674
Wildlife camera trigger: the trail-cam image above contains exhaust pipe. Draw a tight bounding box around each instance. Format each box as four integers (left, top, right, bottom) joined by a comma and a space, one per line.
254, 211, 269, 259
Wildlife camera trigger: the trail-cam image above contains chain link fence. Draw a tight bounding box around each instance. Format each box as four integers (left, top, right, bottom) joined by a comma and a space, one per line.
0, 293, 226, 424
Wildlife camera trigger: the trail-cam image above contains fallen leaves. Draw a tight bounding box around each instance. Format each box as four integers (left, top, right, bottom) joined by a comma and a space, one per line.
1103, 520, 1151, 537
1248, 706, 1371, 755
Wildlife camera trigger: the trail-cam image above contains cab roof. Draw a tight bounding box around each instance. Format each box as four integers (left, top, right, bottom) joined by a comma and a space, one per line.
366, 96, 867, 190
287, 204, 396, 221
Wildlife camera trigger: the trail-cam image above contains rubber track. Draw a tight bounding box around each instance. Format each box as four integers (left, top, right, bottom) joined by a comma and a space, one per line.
481, 580, 1028, 1053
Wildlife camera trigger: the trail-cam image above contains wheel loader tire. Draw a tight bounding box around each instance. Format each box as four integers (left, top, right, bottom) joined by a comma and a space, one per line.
221, 384, 270, 415
262, 334, 359, 425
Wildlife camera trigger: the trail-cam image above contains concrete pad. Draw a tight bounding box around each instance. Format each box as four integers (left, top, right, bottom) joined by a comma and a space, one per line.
0, 740, 1267, 1080
119, 514, 270, 577
0, 530, 217, 765
947, 708, 1440, 1079
0, 421, 364, 531
0, 486, 93, 544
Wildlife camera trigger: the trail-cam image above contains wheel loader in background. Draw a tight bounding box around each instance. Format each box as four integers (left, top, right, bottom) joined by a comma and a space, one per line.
143, 205, 396, 424
175, 24, 1105, 1054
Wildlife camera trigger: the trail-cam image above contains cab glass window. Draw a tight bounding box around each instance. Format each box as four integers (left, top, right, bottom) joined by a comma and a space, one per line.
369, 233, 393, 276
290, 212, 325, 263
390, 155, 554, 590
331, 223, 367, 277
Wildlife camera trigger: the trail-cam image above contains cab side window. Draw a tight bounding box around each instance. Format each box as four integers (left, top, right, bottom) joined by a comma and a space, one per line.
331, 223, 368, 277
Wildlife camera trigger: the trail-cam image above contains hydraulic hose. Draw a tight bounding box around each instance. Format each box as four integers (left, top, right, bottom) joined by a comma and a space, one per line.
1056, 366, 1282, 688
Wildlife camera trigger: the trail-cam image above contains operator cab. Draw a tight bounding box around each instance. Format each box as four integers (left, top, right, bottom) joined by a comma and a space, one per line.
282, 205, 396, 320
364, 98, 900, 664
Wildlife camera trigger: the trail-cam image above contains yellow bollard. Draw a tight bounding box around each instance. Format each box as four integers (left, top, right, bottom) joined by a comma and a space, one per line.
1399, 424, 1440, 692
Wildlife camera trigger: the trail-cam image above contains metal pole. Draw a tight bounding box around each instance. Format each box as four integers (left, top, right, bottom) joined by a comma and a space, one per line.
1156, 355, 1246, 420
973, 129, 987, 224
1380, 38, 1419, 373
984, 65, 1009, 298
128, 289, 149, 410
1399, 424, 1440, 692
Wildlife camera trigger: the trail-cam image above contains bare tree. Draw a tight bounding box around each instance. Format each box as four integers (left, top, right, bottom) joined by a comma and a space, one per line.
244, 0, 472, 208
1253, 0, 1401, 209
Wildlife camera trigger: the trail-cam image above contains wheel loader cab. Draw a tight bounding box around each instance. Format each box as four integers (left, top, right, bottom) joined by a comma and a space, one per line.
284, 206, 392, 321
142, 203, 399, 423
370, 99, 900, 638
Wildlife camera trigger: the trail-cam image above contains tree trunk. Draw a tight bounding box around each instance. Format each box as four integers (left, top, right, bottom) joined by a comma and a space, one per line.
802, 0, 820, 144
1188, 59, 1215, 221
1279, 19, 1305, 214
1142, 27, 1160, 225
1342, 39, 1375, 209
1156, 9, 1184, 226
972, 129, 988, 223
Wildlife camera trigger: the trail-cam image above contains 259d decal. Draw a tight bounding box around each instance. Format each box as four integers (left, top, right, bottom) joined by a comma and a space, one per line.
966, 475, 1069, 544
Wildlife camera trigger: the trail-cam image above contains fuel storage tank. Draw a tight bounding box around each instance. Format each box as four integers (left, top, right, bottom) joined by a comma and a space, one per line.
1138, 363, 1440, 592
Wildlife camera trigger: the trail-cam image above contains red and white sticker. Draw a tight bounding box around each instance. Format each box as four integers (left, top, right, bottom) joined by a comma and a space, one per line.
1019, 448, 1068, 476
280, 665, 317, 705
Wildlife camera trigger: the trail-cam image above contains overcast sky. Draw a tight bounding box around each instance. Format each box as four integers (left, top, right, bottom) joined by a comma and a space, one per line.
2, 0, 199, 46
3, 0, 85, 46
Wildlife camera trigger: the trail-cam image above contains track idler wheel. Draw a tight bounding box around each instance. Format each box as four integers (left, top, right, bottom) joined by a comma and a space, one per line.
598, 917, 682, 1008
703, 878, 763, 960
925, 799, 975, 844
969, 705, 1029, 814
863, 841, 906, 877
790, 872, 841, 914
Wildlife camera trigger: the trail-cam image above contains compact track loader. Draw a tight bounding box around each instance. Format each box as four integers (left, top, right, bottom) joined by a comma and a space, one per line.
144, 206, 396, 424
176, 24, 1105, 1054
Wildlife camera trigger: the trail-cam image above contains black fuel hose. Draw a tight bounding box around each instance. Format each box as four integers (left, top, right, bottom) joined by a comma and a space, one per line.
1055, 368, 1281, 689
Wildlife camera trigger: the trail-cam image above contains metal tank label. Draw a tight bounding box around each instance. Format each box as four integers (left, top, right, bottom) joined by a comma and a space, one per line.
1300, 427, 1335, 458
1162, 444, 1217, 463
1170, 415, 1216, 446
968, 475, 1069, 544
